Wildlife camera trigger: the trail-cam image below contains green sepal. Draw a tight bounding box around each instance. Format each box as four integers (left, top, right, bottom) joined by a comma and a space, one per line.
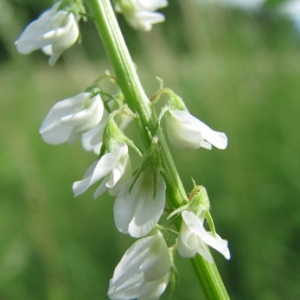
128, 136, 161, 198
167, 203, 189, 220
59, 0, 86, 15
205, 210, 217, 237
168, 183, 210, 220
98, 141, 106, 159
167, 90, 187, 111
188, 183, 210, 215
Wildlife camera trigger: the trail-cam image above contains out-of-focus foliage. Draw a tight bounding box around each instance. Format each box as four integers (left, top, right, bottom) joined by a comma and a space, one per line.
264, 0, 287, 7
1, 0, 300, 299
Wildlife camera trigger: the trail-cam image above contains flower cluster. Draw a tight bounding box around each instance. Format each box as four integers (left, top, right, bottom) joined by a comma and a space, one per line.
16, 1, 230, 299
37, 81, 230, 298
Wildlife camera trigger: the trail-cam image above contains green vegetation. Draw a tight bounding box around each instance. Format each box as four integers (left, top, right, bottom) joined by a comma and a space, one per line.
1, 1, 300, 299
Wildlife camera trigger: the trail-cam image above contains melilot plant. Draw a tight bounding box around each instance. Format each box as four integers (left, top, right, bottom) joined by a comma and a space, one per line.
15, 0, 231, 299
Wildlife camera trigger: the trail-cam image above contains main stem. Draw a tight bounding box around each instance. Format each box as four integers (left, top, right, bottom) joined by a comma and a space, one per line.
86, 0, 229, 299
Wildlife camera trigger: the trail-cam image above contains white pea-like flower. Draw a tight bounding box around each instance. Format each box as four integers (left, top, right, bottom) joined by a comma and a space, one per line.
108, 232, 171, 300
15, 1, 80, 65
114, 168, 166, 238
73, 141, 131, 198
115, 0, 168, 31
178, 211, 230, 263
165, 109, 228, 150
39, 92, 104, 145
81, 110, 132, 155
81, 110, 109, 154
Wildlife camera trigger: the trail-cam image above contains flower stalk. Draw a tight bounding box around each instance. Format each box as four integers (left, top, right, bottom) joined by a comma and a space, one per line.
85, 0, 230, 299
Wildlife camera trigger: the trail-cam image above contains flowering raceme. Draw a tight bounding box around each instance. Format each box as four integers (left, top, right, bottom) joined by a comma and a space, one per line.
39, 92, 104, 145
15, 1, 80, 65
73, 140, 131, 198
178, 210, 230, 263
165, 109, 228, 150
17, 0, 232, 298
114, 168, 166, 238
108, 232, 171, 300
115, 0, 168, 31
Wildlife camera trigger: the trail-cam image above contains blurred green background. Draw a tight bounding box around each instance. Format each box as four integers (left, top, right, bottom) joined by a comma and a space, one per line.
1, 0, 300, 299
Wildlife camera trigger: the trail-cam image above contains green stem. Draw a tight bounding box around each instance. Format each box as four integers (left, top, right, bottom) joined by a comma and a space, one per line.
85, 0, 229, 299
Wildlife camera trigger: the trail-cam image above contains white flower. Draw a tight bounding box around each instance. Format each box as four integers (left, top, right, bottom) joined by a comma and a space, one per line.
39, 92, 104, 145
165, 109, 228, 150
114, 169, 166, 238
108, 232, 171, 300
15, 1, 80, 65
178, 211, 230, 263
81, 110, 132, 155
115, 0, 168, 31
81, 110, 109, 154
73, 141, 131, 198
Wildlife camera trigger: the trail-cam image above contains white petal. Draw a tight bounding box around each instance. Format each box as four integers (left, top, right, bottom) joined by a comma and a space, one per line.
49, 13, 79, 51
177, 222, 198, 258
117, 0, 167, 31
62, 97, 104, 141
15, 2, 79, 65
108, 233, 170, 300
39, 92, 90, 143
134, 0, 168, 11
166, 110, 228, 150
81, 110, 109, 154
15, 2, 60, 53
39, 93, 103, 144
182, 211, 230, 261
105, 143, 130, 189
108, 236, 156, 299
48, 52, 61, 66
133, 11, 165, 31
140, 233, 171, 281
94, 143, 131, 198
194, 119, 228, 150
72, 153, 117, 197
138, 273, 169, 300
165, 110, 201, 149
73, 142, 131, 198
114, 171, 166, 238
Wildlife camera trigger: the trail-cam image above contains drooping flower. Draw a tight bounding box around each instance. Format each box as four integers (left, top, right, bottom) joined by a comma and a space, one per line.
108, 232, 171, 300
81, 110, 109, 154
15, 1, 80, 65
81, 109, 132, 155
177, 210, 230, 263
115, 0, 168, 31
114, 167, 166, 238
165, 109, 228, 150
73, 140, 131, 198
39, 92, 104, 145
